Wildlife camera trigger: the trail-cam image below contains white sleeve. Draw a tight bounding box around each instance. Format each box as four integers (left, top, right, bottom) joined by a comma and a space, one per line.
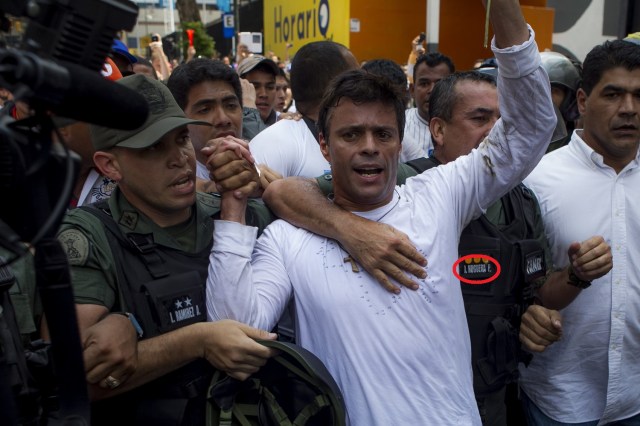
478, 26, 556, 206
405, 26, 556, 233
206, 220, 292, 331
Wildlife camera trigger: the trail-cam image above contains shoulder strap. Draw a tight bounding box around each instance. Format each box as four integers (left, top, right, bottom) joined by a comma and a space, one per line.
516, 184, 538, 237
302, 116, 320, 143
78, 203, 167, 317
79, 203, 170, 279
79, 200, 117, 233
405, 156, 440, 173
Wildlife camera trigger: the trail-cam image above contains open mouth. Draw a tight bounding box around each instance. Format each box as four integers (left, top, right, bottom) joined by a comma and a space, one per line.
354, 168, 383, 177
171, 174, 193, 189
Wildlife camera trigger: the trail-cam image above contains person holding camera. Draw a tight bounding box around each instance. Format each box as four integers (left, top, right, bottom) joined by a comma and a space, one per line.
149, 33, 172, 81
406, 32, 426, 85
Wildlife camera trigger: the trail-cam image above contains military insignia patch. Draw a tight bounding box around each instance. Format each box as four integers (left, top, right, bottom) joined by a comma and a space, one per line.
58, 229, 89, 266
119, 211, 138, 230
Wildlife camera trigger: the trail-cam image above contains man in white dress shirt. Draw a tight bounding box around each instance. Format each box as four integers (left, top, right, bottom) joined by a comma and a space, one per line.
519, 39, 640, 426
207, 1, 555, 424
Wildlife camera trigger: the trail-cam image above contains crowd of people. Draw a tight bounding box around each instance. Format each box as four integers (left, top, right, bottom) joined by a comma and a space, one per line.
2, 0, 639, 424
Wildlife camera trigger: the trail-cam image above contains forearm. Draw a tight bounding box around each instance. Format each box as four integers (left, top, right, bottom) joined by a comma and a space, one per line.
151, 51, 171, 81
263, 177, 355, 240
207, 221, 288, 330
263, 177, 427, 292
490, 0, 555, 168
488, 0, 529, 48
537, 267, 583, 310
207, 220, 262, 325
468, 23, 555, 212
220, 193, 247, 224
90, 323, 203, 399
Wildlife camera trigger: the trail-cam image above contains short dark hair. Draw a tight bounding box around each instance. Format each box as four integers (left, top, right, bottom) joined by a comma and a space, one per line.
277, 68, 289, 81
582, 39, 640, 95
290, 41, 354, 114
413, 52, 455, 82
362, 59, 407, 88
318, 69, 406, 143
362, 59, 409, 104
167, 58, 243, 109
429, 71, 496, 122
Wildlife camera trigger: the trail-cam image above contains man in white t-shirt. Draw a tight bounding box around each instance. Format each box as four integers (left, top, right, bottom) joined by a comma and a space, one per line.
248, 41, 359, 178
207, 1, 555, 423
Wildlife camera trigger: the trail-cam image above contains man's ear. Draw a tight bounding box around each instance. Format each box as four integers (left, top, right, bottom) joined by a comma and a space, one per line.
576, 88, 588, 116
409, 82, 415, 99
93, 150, 122, 182
430, 117, 446, 149
319, 133, 331, 163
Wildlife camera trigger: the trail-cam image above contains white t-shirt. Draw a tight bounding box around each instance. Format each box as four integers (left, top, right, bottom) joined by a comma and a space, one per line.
208, 28, 554, 426
401, 107, 433, 162
519, 131, 640, 424
249, 119, 330, 178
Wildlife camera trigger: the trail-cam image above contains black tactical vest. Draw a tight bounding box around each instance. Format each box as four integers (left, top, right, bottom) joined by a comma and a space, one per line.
406, 157, 546, 396
82, 202, 213, 426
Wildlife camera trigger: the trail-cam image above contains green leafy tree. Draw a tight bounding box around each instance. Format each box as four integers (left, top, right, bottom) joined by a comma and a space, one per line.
176, 0, 201, 22
181, 21, 215, 59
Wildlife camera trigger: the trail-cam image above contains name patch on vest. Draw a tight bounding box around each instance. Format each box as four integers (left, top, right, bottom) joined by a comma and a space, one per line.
143, 271, 206, 334
460, 258, 496, 281
160, 290, 205, 331
168, 296, 202, 324
524, 251, 546, 282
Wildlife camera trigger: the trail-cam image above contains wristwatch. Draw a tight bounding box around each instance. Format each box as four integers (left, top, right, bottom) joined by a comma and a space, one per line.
567, 265, 592, 289
112, 312, 144, 339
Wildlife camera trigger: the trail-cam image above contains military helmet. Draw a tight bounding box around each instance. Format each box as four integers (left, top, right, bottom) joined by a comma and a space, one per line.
207, 340, 347, 426
540, 52, 581, 91
540, 51, 582, 122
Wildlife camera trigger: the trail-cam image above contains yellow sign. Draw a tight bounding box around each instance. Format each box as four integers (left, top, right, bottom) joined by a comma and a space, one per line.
264, 0, 350, 57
